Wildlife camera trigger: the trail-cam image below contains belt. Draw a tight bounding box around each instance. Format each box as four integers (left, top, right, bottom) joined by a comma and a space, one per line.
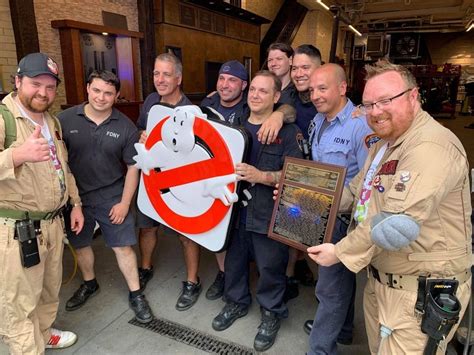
0, 207, 65, 221
368, 265, 471, 292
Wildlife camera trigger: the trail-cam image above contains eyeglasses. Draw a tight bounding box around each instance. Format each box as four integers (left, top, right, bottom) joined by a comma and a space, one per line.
358, 88, 413, 114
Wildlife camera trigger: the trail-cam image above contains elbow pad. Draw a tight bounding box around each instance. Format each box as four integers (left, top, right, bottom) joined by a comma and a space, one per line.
370, 212, 420, 251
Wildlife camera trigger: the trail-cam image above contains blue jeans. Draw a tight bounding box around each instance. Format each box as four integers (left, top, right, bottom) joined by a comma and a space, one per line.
308, 219, 356, 355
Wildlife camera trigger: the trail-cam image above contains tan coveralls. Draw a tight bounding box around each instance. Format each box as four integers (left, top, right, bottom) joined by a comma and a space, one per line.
335, 109, 472, 354
0, 93, 81, 354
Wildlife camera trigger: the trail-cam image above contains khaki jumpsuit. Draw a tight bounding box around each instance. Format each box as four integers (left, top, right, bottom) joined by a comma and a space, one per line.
335, 109, 472, 354
0, 93, 81, 354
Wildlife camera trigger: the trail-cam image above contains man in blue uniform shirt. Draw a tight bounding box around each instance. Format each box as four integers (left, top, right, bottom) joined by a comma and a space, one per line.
305, 63, 375, 355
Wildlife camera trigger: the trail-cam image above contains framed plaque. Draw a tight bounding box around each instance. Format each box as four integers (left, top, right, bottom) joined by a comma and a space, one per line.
269, 157, 347, 251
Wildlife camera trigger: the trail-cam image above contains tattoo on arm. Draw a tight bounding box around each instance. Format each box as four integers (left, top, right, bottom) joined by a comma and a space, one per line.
276, 104, 296, 123
264, 171, 281, 186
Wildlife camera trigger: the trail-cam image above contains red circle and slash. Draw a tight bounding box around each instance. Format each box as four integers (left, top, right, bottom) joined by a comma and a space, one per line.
143, 116, 235, 234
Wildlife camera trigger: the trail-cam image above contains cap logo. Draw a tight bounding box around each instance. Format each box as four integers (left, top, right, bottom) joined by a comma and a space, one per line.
47, 57, 59, 75
222, 65, 231, 73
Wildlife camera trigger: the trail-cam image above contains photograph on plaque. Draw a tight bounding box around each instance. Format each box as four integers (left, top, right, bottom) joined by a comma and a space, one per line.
269, 157, 346, 251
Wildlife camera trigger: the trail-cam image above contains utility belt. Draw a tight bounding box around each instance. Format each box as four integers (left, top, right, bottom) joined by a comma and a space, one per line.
369, 265, 468, 355
0, 207, 65, 269
368, 264, 471, 292
0, 207, 65, 221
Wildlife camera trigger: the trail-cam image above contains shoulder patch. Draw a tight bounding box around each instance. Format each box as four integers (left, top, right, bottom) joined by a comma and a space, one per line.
364, 133, 380, 149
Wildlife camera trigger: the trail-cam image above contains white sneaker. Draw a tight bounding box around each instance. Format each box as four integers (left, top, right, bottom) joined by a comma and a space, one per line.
45, 328, 78, 349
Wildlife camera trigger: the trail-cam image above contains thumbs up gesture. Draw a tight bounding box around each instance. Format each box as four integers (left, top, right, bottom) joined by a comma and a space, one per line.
12, 125, 50, 167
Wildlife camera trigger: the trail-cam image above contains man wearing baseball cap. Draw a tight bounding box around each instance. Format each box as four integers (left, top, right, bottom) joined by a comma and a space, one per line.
0, 52, 84, 352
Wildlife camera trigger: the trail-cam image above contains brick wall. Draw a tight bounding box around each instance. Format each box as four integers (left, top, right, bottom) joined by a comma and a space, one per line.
33, 0, 140, 113
0, 0, 17, 93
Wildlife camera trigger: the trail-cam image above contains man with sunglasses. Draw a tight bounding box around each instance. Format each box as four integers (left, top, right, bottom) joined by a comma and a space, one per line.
307, 60, 472, 354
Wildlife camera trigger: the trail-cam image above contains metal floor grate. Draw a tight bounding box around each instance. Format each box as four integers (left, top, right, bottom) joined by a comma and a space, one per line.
129, 317, 255, 355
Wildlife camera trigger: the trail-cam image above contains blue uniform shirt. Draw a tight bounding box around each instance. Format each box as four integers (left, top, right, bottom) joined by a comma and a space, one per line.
310, 99, 373, 185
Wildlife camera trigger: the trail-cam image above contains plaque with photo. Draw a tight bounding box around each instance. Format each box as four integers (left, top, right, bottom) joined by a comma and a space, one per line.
269, 157, 347, 251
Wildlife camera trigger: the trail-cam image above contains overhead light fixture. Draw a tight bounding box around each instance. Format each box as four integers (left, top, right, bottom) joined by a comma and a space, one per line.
467, 23, 474, 32
102, 32, 109, 36
348, 25, 362, 36
316, 0, 330, 11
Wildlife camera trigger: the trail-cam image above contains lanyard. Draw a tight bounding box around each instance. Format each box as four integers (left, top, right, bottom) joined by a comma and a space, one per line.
354, 143, 388, 223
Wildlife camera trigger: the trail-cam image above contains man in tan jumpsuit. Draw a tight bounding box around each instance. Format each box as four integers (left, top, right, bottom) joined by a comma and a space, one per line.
0, 53, 84, 354
308, 60, 472, 354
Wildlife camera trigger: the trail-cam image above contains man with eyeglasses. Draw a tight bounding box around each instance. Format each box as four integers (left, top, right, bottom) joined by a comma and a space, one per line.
304, 63, 374, 355
307, 60, 472, 354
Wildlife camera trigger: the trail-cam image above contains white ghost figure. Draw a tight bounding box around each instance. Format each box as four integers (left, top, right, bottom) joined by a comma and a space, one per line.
133, 105, 238, 216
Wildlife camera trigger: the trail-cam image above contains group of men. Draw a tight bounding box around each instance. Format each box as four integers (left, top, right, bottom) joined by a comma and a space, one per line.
0, 41, 471, 355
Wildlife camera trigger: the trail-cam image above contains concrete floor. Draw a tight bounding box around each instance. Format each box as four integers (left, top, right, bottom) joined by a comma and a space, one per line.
1, 115, 473, 355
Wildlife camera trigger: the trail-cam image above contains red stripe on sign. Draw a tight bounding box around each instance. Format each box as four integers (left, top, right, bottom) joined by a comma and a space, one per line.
143, 115, 235, 234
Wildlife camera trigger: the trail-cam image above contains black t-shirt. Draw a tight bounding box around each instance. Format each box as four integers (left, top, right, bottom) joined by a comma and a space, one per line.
137, 92, 192, 130
58, 103, 139, 204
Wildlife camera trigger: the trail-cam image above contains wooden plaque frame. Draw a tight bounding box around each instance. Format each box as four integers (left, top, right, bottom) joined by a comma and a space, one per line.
269, 157, 347, 251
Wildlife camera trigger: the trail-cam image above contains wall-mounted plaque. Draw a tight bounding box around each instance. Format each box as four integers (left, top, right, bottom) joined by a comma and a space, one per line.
269, 157, 346, 251
215, 15, 226, 34
199, 11, 213, 31
180, 5, 196, 27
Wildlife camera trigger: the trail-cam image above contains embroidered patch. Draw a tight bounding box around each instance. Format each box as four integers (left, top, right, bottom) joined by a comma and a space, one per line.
394, 182, 406, 192
378, 160, 398, 175
364, 133, 380, 149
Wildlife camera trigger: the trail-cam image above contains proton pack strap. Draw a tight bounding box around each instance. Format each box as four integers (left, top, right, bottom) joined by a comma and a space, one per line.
416, 275, 427, 314
0, 104, 17, 149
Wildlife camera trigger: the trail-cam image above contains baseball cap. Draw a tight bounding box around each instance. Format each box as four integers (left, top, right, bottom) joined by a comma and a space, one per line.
219, 60, 248, 82
17, 52, 60, 82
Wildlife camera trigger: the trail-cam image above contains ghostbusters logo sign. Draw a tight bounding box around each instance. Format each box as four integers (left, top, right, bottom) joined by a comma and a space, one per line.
134, 105, 247, 251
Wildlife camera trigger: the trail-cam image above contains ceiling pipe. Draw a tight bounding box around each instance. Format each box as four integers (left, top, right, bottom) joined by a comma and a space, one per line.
362, 6, 464, 21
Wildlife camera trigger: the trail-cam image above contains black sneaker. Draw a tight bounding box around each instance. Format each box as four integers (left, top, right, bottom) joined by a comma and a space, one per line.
294, 259, 316, 286
129, 294, 154, 324
303, 319, 313, 335
206, 271, 225, 300
65, 283, 100, 311
175, 279, 202, 311
212, 302, 249, 331
254, 310, 281, 352
138, 266, 154, 290
283, 276, 299, 302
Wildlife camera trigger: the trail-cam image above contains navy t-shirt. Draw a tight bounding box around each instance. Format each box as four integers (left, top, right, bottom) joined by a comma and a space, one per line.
294, 93, 317, 139
244, 121, 262, 165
